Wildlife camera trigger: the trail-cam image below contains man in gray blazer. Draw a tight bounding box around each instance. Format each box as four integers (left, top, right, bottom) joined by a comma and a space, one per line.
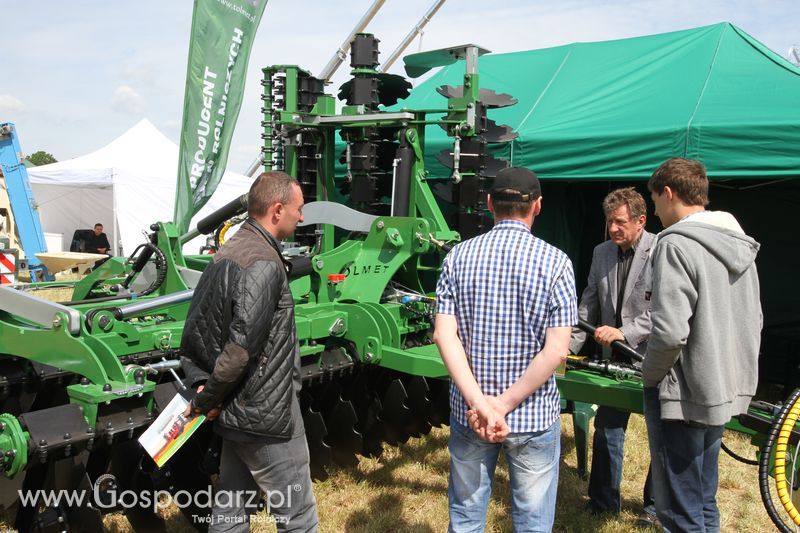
570, 187, 657, 526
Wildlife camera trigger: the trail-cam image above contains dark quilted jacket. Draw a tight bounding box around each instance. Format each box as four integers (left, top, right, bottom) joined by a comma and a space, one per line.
180, 219, 300, 438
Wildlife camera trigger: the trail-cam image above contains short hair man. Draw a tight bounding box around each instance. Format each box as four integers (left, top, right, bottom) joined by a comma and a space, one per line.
569, 187, 657, 525
181, 171, 318, 531
434, 167, 577, 531
87, 223, 111, 254
644, 158, 761, 531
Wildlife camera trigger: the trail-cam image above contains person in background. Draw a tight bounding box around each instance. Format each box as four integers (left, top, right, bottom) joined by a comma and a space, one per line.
434, 167, 577, 532
86, 223, 111, 254
569, 188, 657, 527
644, 157, 761, 531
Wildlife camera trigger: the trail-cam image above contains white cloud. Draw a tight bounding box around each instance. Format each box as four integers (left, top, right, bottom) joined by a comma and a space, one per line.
235, 144, 261, 154
119, 63, 157, 86
111, 85, 145, 114
0, 94, 26, 113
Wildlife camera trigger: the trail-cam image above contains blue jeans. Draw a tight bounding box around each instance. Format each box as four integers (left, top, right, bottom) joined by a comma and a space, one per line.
588, 406, 655, 516
644, 387, 724, 532
448, 415, 560, 532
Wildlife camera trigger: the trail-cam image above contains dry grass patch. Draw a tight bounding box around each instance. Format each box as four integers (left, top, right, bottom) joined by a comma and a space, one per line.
2, 412, 777, 532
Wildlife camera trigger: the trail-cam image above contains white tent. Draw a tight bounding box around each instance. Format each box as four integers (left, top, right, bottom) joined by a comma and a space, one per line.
27, 119, 253, 256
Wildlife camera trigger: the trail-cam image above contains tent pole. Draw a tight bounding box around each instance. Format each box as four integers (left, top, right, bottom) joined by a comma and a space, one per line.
112, 177, 120, 257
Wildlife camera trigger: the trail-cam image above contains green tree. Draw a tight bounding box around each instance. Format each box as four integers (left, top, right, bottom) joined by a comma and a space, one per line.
26, 150, 57, 166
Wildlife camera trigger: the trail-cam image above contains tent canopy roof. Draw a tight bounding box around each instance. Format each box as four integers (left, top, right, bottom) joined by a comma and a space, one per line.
396, 22, 800, 180
26, 119, 252, 254
27, 119, 180, 186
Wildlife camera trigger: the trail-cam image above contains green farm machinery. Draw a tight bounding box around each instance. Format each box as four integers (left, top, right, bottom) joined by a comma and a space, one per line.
1, 34, 799, 532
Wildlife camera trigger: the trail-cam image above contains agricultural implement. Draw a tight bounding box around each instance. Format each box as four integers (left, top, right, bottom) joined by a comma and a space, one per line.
0, 35, 798, 532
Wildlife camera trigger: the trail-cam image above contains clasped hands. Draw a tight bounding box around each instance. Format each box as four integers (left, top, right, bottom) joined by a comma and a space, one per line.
466, 395, 511, 443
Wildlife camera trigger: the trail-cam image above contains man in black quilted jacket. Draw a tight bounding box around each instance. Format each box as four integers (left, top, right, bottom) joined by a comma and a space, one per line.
180, 171, 317, 532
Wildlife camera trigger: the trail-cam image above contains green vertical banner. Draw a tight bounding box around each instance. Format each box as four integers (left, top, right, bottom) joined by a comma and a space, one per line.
174, 0, 268, 233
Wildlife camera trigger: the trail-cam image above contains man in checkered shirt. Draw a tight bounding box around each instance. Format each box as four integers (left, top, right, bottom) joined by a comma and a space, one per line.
434, 167, 577, 532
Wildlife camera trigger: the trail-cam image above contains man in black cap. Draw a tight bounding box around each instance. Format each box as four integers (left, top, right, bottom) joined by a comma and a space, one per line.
435, 166, 577, 531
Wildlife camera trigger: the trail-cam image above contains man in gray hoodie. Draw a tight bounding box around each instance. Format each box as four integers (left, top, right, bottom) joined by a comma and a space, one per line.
643, 157, 761, 532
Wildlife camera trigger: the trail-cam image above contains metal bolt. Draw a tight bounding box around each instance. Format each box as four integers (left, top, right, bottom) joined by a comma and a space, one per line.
52, 316, 61, 328
63, 433, 71, 440
103, 383, 112, 392
315, 259, 324, 269
376, 221, 385, 230
329, 318, 346, 335
365, 352, 374, 362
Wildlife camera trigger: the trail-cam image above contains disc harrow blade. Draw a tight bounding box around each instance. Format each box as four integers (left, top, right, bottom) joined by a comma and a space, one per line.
483, 119, 519, 143
380, 378, 413, 445
309, 382, 362, 468
436, 85, 518, 108
426, 378, 452, 427
346, 372, 386, 458
325, 398, 363, 468
404, 376, 433, 437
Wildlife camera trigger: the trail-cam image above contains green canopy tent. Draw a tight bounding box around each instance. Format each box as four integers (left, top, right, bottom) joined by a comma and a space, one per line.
393, 23, 800, 385
398, 22, 800, 178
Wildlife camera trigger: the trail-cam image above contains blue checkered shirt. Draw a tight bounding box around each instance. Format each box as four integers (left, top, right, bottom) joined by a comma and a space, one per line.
436, 220, 578, 433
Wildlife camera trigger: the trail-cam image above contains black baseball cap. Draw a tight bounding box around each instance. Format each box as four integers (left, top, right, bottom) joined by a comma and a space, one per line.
490, 167, 541, 202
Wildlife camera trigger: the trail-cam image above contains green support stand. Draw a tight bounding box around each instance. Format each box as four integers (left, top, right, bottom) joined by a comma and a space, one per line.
562, 399, 596, 480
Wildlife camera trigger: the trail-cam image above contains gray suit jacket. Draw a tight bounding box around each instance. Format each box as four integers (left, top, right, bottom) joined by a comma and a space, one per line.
569, 230, 656, 357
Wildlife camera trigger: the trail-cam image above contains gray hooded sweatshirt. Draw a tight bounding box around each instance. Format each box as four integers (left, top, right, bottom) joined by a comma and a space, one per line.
643, 211, 762, 426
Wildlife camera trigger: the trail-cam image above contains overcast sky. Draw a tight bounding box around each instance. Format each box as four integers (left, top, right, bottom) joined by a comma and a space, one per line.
3, 0, 798, 174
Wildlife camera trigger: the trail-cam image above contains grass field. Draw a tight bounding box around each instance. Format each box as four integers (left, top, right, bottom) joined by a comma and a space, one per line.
96, 412, 775, 532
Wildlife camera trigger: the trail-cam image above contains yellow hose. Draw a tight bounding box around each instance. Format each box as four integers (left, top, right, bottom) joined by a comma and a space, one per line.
218, 221, 234, 246
773, 397, 800, 525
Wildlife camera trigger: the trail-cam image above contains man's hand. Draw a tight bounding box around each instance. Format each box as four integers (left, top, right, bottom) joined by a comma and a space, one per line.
182, 385, 222, 421
594, 326, 625, 346
466, 396, 510, 443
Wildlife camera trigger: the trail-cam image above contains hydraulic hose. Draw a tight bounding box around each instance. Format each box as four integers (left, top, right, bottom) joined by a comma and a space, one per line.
759, 387, 800, 532
195, 194, 248, 236
121, 242, 167, 297
774, 392, 800, 525
566, 355, 641, 379
720, 439, 759, 466
216, 221, 234, 247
